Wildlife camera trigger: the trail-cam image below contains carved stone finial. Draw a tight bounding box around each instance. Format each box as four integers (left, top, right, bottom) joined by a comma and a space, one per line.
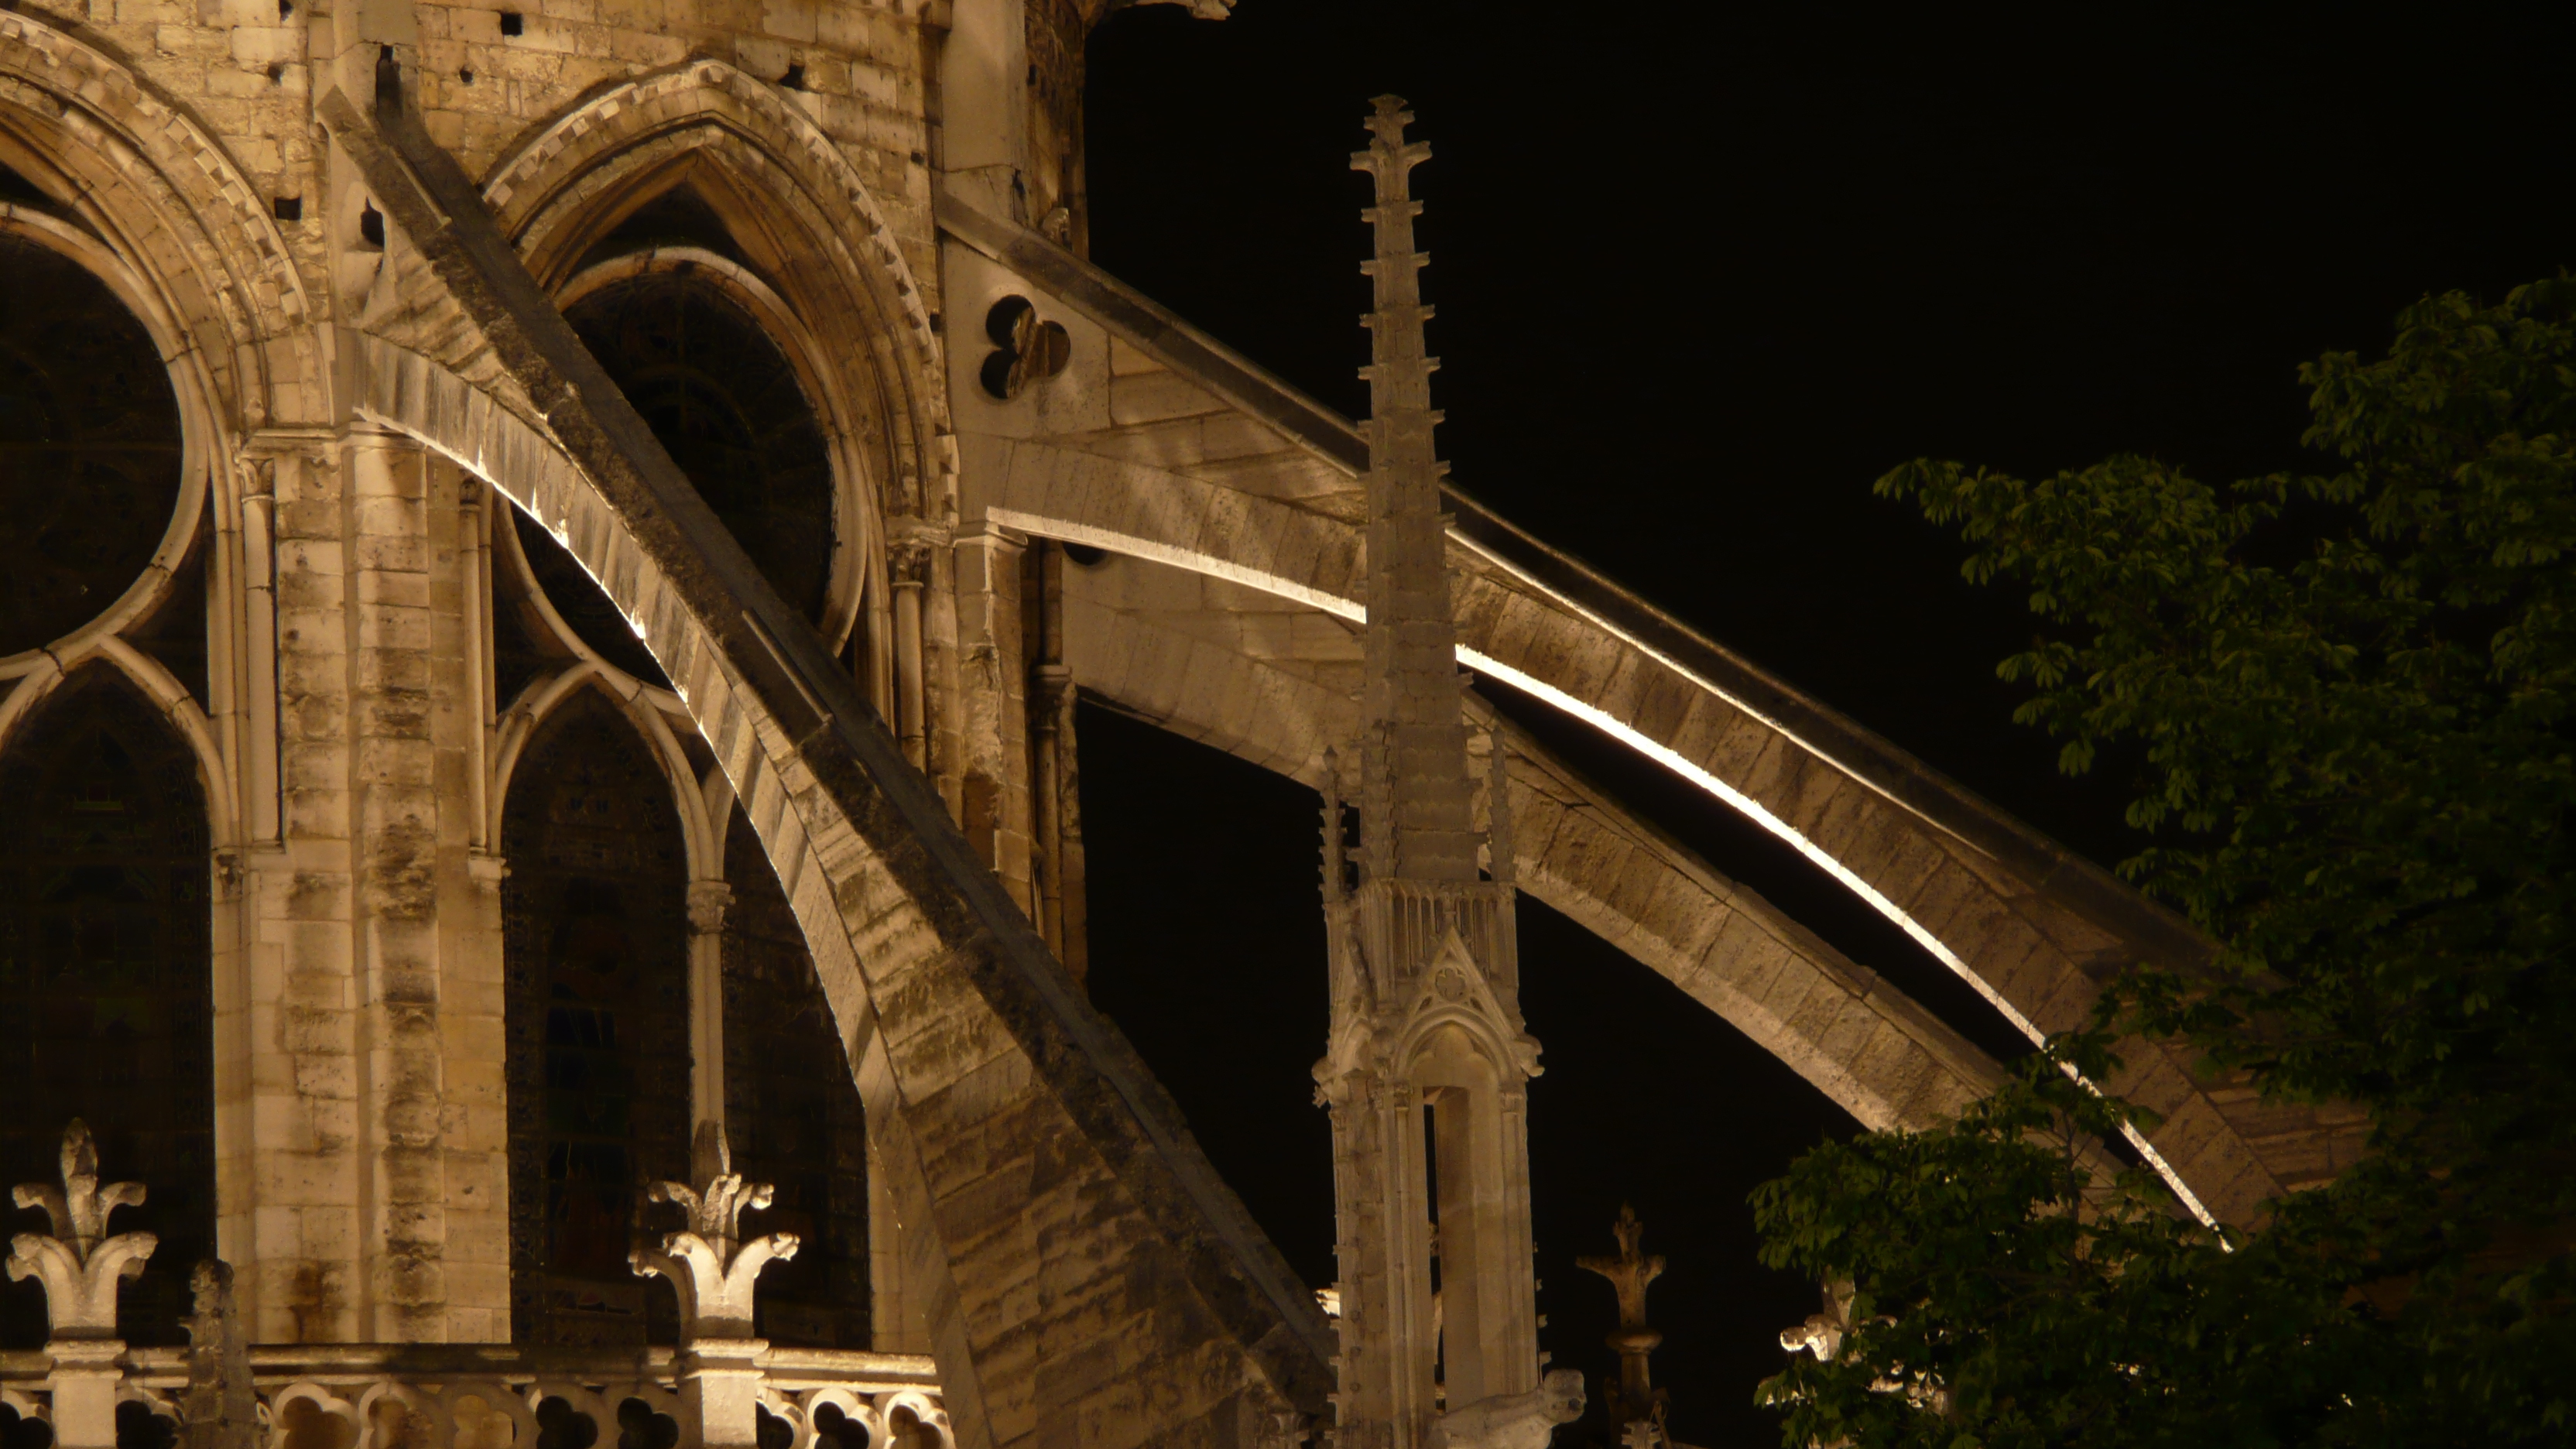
182, 1261, 257, 1449
1577, 1205, 1670, 1432
8, 1120, 156, 1339
631, 1121, 799, 1341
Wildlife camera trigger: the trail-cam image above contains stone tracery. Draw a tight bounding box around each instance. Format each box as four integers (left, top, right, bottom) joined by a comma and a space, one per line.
0, 229, 186, 661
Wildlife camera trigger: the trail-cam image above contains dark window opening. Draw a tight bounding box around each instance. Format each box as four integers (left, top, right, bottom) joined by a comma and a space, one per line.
570, 187, 754, 276
509, 508, 670, 690
0, 666, 214, 1349
271, 194, 300, 220
498, 10, 522, 35
566, 273, 836, 622
503, 692, 692, 1347
978, 295, 1070, 400
0, 233, 183, 658
721, 809, 871, 1347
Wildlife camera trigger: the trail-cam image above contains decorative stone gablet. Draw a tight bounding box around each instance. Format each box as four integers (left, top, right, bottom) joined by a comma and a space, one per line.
8, 1120, 156, 1340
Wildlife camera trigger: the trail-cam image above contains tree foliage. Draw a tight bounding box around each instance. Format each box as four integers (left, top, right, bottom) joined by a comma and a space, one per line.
1755, 279, 2576, 1446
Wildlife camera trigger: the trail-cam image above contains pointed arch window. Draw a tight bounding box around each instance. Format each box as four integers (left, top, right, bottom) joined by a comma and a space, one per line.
0, 198, 211, 1352
501, 690, 694, 1347
563, 255, 837, 623
719, 809, 871, 1347
488, 180, 879, 1351
0, 668, 214, 1348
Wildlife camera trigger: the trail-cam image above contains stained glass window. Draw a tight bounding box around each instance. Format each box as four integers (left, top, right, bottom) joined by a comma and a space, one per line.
0, 667, 214, 1348
0, 233, 184, 656
502, 692, 692, 1346
564, 265, 836, 622
721, 810, 870, 1347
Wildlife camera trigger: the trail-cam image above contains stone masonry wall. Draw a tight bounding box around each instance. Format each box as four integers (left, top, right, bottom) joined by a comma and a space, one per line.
408, 0, 944, 315
5, 0, 960, 1344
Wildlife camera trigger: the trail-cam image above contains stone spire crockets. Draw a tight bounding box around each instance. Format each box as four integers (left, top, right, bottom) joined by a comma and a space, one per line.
1316, 97, 1577, 1449
1353, 94, 1478, 889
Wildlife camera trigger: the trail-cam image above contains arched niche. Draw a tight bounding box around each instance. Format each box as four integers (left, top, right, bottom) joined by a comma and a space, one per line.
0, 665, 214, 1348
1406, 1020, 1522, 1407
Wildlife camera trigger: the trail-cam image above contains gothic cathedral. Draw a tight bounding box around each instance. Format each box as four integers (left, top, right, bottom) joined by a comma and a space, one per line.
0, 2, 2352, 1447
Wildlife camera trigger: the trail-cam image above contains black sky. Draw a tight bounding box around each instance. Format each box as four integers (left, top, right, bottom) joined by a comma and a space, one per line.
1072, 5, 2576, 1444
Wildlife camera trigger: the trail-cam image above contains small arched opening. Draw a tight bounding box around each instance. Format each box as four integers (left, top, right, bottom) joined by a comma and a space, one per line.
500, 688, 694, 1347
0, 666, 214, 1348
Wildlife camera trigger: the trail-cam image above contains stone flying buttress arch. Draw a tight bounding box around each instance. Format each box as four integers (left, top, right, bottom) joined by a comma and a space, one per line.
978, 444, 2261, 1228
937, 198, 2372, 1229
322, 73, 1332, 1447
1053, 551, 2003, 1139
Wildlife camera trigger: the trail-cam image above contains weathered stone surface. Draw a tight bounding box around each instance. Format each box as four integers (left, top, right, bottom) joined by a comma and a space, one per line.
322, 67, 1331, 1443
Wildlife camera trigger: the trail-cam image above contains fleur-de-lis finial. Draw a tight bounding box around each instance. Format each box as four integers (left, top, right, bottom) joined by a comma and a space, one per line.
631, 1122, 798, 1341
8, 1121, 156, 1339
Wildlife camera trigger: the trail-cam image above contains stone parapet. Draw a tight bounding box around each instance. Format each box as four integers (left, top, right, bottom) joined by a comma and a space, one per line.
0, 1342, 949, 1449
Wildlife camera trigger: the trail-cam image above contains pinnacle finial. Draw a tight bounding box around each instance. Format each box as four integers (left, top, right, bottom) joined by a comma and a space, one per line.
9, 1120, 157, 1339
632, 1120, 798, 1342
1579, 1205, 1671, 1431
1348, 94, 1475, 884
1352, 94, 1431, 199
1365, 94, 1414, 141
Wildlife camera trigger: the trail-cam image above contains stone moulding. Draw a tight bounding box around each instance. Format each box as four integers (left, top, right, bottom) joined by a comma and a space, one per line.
0, 14, 320, 433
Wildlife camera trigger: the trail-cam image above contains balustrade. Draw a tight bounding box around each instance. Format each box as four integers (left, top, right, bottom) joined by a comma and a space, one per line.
1, 1125, 945, 1449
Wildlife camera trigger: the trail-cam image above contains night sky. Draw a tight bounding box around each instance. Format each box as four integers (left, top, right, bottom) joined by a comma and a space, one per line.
1069, 6, 2576, 1444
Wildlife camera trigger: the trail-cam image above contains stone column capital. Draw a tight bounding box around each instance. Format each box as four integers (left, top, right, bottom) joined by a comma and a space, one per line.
687, 880, 735, 936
